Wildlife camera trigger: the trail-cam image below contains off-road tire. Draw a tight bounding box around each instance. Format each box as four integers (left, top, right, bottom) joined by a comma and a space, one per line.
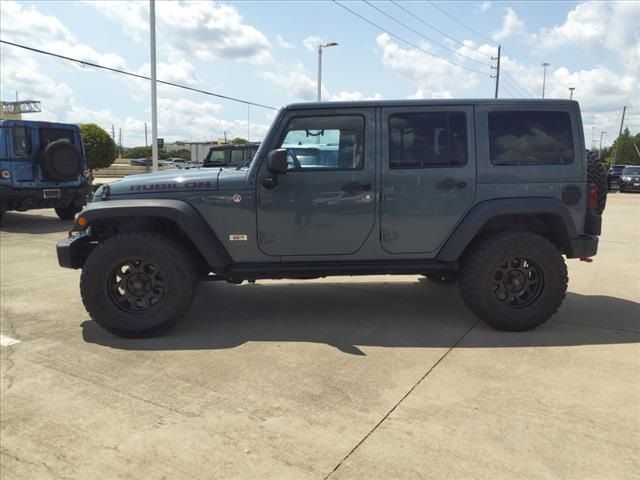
80, 232, 197, 338
586, 150, 607, 214
424, 271, 458, 283
55, 204, 82, 221
459, 231, 568, 331
39, 140, 83, 182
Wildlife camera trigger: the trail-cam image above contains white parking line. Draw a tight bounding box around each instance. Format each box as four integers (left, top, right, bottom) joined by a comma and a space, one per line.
0, 335, 21, 347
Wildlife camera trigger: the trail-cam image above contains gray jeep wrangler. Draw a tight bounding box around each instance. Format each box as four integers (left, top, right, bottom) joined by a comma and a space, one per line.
57, 100, 607, 338
0, 120, 92, 221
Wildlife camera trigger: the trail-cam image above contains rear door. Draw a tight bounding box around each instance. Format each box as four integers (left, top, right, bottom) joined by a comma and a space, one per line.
380, 105, 476, 254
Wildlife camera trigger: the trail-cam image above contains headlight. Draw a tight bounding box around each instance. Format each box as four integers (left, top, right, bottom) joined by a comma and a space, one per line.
0, 169, 10, 179
622, 176, 631, 181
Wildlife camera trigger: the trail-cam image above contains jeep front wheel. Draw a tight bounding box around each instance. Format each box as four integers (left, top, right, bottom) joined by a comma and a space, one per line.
80, 232, 197, 337
459, 231, 567, 331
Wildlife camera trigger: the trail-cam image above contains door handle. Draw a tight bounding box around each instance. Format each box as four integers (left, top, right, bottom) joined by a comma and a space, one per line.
341, 181, 371, 193
436, 178, 467, 190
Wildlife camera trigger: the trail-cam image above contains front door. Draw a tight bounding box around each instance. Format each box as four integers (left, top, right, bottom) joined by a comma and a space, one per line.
380, 106, 476, 254
257, 109, 376, 256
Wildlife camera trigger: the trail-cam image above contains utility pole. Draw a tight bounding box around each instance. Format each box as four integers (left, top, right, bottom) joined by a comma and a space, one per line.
247, 104, 250, 142
316, 42, 338, 101
541, 62, 550, 98
591, 126, 596, 151
491, 45, 501, 99
149, 0, 159, 172
144, 122, 148, 149
118, 128, 122, 159
599, 131, 606, 160
111, 124, 115, 140
611, 106, 627, 165
569, 87, 575, 100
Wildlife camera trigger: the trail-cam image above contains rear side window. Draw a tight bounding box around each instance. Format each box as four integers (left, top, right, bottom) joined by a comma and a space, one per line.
389, 112, 467, 168
230, 148, 244, 165
489, 111, 574, 166
12, 126, 32, 157
40, 128, 75, 147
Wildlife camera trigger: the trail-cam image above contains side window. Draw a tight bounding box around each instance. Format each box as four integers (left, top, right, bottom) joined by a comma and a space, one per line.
206, 149, 227, 165
279, 115, 364, 170
389, 112, 467, 168
12, 126, 32, 157
230, 148, 244, 166
489, 111, 574, 165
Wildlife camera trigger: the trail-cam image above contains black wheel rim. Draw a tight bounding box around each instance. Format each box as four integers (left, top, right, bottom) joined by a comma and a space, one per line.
492, 256, 544, 309
108, 259, 166, 314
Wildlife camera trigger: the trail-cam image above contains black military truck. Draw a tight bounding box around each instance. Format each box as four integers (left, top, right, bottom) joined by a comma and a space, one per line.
57, 99, 607, 338
0, 120, 92, 221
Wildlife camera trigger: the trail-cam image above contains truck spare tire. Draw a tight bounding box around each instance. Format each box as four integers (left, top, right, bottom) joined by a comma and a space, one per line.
40, 140, 82, 182
586, 150, 607, 215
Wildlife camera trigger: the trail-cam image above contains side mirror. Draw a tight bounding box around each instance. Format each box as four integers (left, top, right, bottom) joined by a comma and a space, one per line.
267, 149, 288, 174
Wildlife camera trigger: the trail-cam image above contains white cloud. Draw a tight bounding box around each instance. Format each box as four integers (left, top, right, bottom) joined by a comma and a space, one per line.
0, 1, 127, 69
260, 64, 318, 101
328, 91, 384, 101
136, 60, 201, 87
531, 1, 640, 71
492, 7, 525, 41
87, 1, 272, 64
303, 36, 324, 52
276, 35, 295, 49
480, 1, 491, 12
376, 33, 479, 99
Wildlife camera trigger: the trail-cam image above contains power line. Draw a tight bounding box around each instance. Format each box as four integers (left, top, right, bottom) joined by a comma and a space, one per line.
390, 0, 494, 58
501, 69, 536, 97
331, 1, 489, 76
363, 0, 492, 67
426, 0, 496, 46
0, 39, 278, 111
501, 72, 531, 98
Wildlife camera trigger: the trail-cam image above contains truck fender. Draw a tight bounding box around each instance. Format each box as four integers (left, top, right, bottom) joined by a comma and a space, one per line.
74, 199, 232, 268
436, 198, 578, 262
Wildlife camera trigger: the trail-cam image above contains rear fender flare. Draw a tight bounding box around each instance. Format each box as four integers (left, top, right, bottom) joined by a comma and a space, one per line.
437, 198, 577, 261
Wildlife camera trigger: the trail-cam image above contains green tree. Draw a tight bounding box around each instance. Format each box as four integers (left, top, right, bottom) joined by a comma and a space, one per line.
80, 124, 116, 170
607, 128, 640, 166
231, 137, 248, 144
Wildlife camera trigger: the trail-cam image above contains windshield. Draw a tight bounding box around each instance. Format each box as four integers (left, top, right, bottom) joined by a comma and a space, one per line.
204, 148, 227, 166
622, 166, 640, 175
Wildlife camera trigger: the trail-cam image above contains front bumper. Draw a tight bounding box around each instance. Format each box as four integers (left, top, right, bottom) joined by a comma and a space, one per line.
57, 233, 95, 269
0, 183, 91, 211
568, 235, 598, 258
620, 181, 640, 192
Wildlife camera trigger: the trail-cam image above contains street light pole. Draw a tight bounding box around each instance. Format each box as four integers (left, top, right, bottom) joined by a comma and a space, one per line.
599, 131, 606, 160
569, 87, 575, 100
149, 0, 158, 172
316, 42, 338, 102
541, 62, 550, 98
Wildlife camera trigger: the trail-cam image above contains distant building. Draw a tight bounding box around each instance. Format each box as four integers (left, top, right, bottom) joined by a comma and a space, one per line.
164, 139, 226, 163
0, 100, 42, 120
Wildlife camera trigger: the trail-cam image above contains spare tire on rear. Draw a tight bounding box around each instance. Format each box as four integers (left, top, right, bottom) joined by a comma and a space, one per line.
40, 140, 82, 182
586, 150, 607, 215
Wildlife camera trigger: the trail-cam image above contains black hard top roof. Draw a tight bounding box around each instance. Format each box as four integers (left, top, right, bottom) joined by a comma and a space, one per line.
286, 99, 579, 110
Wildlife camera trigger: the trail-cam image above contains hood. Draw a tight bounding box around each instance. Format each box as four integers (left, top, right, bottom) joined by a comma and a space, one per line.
217, 167, 251, 190
106, 167, 221, 196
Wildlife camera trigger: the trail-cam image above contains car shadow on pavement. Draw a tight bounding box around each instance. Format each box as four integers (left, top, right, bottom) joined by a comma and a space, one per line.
81, 279, 640, 354
0, 211, 71, 234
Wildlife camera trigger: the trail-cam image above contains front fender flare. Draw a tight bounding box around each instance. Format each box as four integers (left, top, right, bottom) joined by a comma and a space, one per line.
73, 199, 232, 268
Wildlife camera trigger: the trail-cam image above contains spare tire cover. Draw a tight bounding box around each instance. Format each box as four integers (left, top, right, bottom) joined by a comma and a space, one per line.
40, 140, 82, 182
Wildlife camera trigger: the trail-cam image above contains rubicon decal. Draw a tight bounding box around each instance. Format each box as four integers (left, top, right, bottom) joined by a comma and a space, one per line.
129, 181, 212, 191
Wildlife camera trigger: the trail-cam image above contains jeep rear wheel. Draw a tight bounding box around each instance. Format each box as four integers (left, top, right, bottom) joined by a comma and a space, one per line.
80, 232, 197, 337
55, 204, 82, 220
459, 231, 567, 331
586, 150, 607, 214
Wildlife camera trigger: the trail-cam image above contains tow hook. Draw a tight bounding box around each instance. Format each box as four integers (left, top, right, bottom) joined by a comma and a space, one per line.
580, 257, 593, 263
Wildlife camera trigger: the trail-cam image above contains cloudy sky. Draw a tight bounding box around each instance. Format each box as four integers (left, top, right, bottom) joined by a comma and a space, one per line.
1, 0, 638, 147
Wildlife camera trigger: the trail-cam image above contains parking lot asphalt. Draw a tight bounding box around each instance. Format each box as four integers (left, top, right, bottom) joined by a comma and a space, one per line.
1, 193, 639, 480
